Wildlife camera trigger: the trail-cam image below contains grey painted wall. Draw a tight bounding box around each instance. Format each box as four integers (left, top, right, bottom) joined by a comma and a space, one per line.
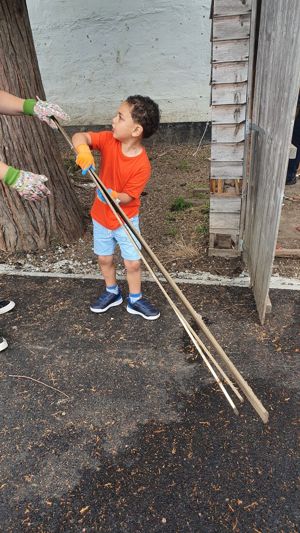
27, 0, 211, 125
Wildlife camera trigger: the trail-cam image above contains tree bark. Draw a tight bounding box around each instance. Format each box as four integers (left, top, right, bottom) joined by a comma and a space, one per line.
0, 0, 84, 251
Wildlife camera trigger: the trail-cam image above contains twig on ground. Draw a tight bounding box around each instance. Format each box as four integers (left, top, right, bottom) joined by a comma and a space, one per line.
192, 121, 209, 157
9, 374, 70, 398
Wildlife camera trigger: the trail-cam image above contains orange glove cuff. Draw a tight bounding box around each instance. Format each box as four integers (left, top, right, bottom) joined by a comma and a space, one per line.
76, 144, 91, 154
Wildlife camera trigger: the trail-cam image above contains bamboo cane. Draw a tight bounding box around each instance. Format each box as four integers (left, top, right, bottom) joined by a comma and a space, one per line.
54, 118, 269, 423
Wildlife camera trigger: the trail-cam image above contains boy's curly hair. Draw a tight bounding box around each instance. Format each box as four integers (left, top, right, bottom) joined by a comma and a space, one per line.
126, 95, 160, 139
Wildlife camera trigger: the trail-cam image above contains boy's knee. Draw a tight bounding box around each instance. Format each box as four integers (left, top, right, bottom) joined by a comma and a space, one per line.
124, 259, 141, 273
98, 255, 114, 267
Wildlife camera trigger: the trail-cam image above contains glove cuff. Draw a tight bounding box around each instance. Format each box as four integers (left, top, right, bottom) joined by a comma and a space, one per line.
3, 166, 21, 186
76, 144, 91, 153
23, 99, 37, 116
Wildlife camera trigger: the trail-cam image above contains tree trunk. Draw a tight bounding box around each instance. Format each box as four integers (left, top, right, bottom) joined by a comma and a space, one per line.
0, 0, 84, 251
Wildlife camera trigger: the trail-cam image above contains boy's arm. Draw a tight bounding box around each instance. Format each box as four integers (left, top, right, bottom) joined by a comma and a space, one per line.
72, 132, 92, 149
97, 188, 133, 205
72, 132, 96, 174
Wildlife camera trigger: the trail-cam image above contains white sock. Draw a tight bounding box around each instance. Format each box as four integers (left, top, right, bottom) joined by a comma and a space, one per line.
106, 284, 119, 295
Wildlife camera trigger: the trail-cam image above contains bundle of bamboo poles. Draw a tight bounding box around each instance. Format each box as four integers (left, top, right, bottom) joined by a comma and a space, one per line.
54, 118, 269, 424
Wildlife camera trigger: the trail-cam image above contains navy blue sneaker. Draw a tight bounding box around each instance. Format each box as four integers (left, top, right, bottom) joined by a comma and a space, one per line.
126, 297, 160, 320
90, 289, 123, 313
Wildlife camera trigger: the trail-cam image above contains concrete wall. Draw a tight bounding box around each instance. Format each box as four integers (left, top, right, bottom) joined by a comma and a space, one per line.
27, 0, 211, 125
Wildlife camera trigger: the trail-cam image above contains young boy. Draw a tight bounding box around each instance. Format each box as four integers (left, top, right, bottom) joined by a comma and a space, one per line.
72, 95, 160, 320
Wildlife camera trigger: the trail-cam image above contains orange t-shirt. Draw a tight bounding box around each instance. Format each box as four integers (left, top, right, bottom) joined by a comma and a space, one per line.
89, 131, 151, 229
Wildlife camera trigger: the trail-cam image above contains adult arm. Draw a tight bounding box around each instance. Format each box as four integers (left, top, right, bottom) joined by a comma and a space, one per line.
0, 161, 50, 201
0, 91, 25, 115
0, 90, 69, 127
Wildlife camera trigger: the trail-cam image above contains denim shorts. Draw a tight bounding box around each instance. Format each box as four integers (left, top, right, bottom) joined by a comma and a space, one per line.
92, 216, 142, 260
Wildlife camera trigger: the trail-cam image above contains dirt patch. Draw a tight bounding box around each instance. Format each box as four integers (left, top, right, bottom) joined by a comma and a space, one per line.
0, 134, 299, 279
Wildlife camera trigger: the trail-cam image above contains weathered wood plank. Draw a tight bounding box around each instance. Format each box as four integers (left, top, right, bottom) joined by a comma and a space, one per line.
212, 61, 248, 84
212, 39, 249, 62
213, 14, 251, 41
211, 142, 245, 161
212, 103, 246, 123
210, 196, 242, 212
209, 248, 240, 257
211, 161, 243, 177
243, 0, 300, 324
212, 82, 247, 105
239, 0, 258, 252
275, 248, 300, 258
212, 123, 245, 143
213, 0, 252, 16
210, 212, 241, 233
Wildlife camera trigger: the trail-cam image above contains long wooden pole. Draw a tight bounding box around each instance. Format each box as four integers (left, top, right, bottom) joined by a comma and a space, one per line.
54, 119, 269, 424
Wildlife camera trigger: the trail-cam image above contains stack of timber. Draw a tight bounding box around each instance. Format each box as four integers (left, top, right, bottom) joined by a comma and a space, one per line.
209, 0, 252, 257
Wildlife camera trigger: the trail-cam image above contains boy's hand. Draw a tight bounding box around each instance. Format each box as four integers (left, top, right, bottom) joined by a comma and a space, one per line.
97, 188, 118, 203
75, 144, 96, 175
23, 97, 70, 129
3, 167, 51, 201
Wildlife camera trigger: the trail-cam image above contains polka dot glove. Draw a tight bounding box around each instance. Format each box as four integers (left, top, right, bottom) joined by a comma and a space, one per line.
4, 167, 51, 201
33, 97, 70, 129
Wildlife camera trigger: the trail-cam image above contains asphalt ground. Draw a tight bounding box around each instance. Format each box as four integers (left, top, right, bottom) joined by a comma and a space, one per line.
0, 275, 299, 532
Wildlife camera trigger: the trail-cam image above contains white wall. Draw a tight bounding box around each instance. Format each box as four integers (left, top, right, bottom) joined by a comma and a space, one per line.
27, 0, 211, 125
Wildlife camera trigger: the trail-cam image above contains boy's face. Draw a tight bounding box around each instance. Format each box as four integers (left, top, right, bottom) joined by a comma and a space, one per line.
112, 102, 142, 141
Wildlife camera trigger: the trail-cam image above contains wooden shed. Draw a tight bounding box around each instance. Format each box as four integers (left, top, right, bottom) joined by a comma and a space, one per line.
209, 0, 300, 323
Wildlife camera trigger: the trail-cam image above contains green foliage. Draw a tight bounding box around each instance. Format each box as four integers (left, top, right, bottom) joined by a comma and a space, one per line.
200, 201, 210, 215
196, 221, 209, 236
166, 227, 177, 237
170, 197, 193, 212
177, 159, 190, 171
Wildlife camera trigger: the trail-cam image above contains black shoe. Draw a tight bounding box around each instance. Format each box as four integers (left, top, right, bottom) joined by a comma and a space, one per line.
286, 174, 297, 185
90, 289, 123, 313
0, 299, 15, 315
0, 336, 8, 352
126, 297, 160, 320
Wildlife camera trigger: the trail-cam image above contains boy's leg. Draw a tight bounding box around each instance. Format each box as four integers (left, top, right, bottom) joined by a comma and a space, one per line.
124, 259, 142, 295
90, 221, 123, 313
114, 217, 160, 320
97, 255, 117, 287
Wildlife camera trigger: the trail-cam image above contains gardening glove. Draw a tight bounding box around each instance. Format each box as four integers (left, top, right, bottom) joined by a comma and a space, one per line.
97, 188, 118, 203
3, 166, 50, 201
23, 96, 70, 129
75, 144, 95, 175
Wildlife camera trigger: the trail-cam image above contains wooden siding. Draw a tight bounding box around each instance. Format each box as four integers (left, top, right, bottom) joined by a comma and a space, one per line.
211, 61, 248, 84
211, 161, 243, 178
209, 0, 252, 256
211, 142, 244, 161
211, 82, 247, 104
211, 123, 245, 143
212, 39, 249, 62
210, 213, 240, 234
212, 103, 246, 123
210, 196, 241, 212
213, 0, 252, 17
213, 15, 251, 41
